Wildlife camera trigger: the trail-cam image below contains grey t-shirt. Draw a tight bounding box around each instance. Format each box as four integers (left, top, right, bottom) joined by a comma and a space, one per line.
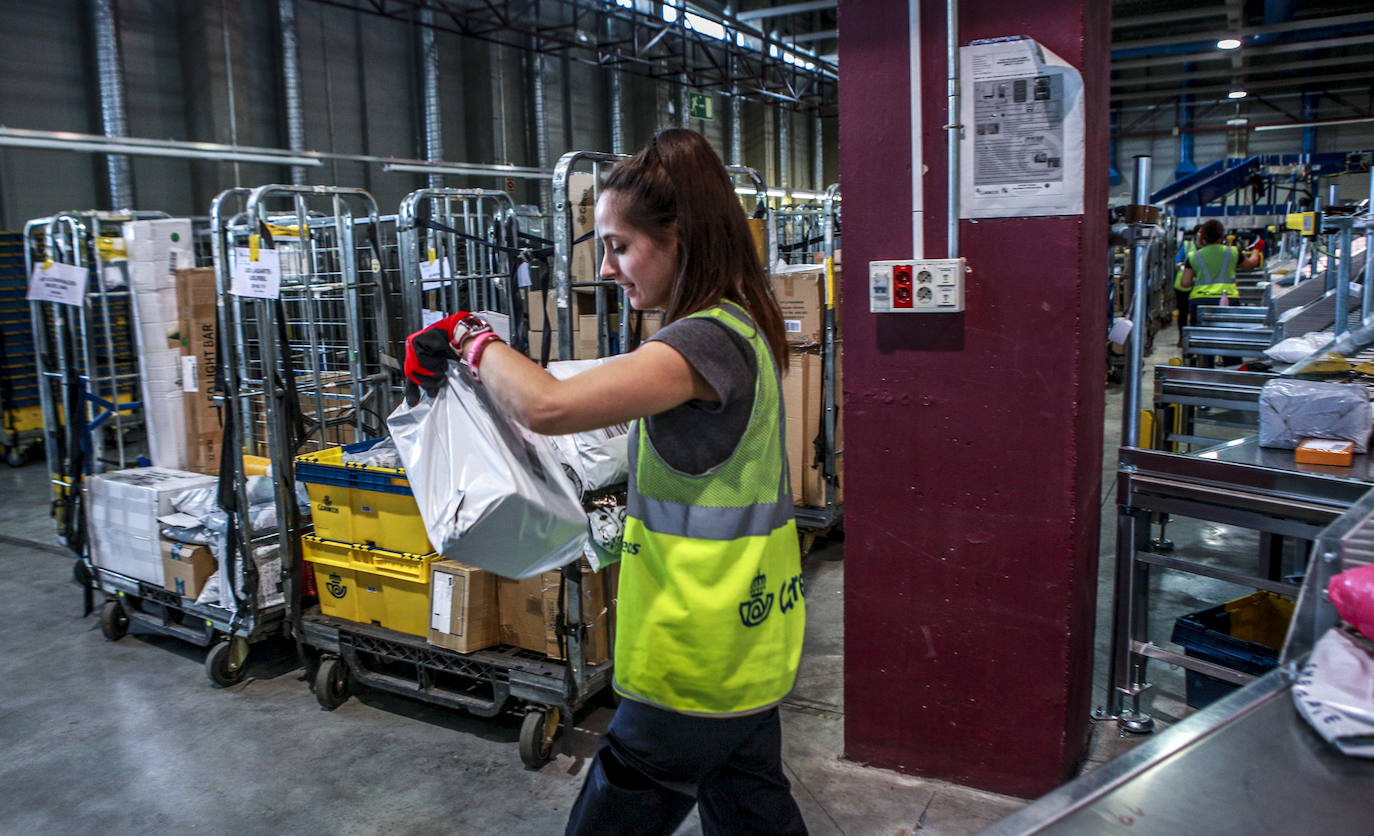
644, 316, 757, 475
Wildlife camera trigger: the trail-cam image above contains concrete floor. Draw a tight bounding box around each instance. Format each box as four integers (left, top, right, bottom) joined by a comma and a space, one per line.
0, 338, 1284, 834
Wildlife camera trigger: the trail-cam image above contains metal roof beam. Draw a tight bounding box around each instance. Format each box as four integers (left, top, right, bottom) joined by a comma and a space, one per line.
737, 1, 836, 22
1111, 54, 1374, 89
1110, 71, 1374, 103
1113, 11, 1374, 51
1113, 7, 1228, 29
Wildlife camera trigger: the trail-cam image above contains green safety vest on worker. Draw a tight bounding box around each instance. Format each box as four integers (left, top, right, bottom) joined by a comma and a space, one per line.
1186, 243, 1239, 299
614, 301, 805, 717
1173, 240, 1197, 292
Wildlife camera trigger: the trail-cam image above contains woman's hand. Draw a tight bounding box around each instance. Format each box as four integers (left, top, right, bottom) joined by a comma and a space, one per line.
403, 311, 474, 395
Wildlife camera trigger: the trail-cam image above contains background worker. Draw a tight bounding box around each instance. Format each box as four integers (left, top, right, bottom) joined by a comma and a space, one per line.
1173, 230, 1198, 342
1179, 218, 1263, 329
404, 128, 809, 836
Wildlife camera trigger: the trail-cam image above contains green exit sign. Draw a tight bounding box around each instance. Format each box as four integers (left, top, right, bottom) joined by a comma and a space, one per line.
688, 92, 714, 120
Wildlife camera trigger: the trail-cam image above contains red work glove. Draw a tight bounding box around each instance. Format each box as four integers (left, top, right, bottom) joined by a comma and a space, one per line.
403, 311, 472, 398
1252, 237, 1265, 253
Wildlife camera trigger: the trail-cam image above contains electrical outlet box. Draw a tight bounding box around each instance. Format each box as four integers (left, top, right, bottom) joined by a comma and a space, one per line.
869, 259, 965, 313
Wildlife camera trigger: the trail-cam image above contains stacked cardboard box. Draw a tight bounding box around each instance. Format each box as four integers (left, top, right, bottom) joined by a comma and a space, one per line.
162, 540, 217, 599
771, 265, 825, 346
428, 560, 500, 653
87, 467, 217, 585
782, 348, 845, 509
527, 288, 651, 360
496, 561, 618, 664
126, 219, 195, 469
175, 268, 221, 475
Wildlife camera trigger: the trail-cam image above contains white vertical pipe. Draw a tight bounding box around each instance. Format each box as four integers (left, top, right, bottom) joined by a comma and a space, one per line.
909, 0, 924, 258
945, 0, 960, 259
1363, 168, 1373, 324
813, 112, 824, 191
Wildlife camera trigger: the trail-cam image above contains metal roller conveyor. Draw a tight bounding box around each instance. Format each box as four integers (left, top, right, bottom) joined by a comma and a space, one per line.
985, 489, 1374, 836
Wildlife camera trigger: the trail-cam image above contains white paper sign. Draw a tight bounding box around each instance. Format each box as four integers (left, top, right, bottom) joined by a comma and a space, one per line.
419, 258, 452, 290
27, 262, 88, 306
231, 248, 282, 299
960, 38, 1085, 218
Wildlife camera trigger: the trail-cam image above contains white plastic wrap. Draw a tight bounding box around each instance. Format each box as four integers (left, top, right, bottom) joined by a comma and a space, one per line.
544, 359, 630, 495
1293, 627, 1374, 759
1258, 379, 1373, 452
1263, 332, 1333, 364
387, 364, 588, 579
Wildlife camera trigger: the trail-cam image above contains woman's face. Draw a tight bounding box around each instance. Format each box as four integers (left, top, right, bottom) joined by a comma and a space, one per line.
596, 189, 678, 310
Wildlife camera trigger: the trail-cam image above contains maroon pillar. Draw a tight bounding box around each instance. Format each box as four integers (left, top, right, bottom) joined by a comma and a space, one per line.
838, 0, 1110, 798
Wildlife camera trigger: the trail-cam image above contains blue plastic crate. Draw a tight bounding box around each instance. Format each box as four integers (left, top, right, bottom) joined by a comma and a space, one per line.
1170, 592, 1293, 709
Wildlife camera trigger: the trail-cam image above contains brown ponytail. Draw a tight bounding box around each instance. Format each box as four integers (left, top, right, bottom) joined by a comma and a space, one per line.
603, 128, 790, 370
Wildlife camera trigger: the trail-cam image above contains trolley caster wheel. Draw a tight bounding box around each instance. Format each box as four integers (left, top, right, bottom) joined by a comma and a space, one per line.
519, 707, 561, 769
206, 638, 248, 688
99, 599, 128, 641
6, 447, 26, 467
314, 657, 351, 710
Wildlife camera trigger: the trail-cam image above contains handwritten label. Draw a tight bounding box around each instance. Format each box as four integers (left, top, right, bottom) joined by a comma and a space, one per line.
230, 247, 282, 299
27, 262, 88, 306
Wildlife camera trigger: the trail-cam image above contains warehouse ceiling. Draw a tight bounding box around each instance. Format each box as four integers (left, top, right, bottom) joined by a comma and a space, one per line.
304, 0, 838, 110
1111, 0, 1374, 127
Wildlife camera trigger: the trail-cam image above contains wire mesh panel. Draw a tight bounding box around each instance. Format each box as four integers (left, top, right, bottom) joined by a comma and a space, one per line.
214, 184, 403, 623
397, 188, 521, 338
774, 204, 829, 267
25, 210, 169, 542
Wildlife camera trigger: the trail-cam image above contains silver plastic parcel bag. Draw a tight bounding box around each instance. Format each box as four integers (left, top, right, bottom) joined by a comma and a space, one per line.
388, 364, 588, 579
1258, 378, 1373, 452
544, 359, 630, 496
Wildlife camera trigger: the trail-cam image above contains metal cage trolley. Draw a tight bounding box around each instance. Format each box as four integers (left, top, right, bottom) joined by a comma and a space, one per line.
26, 210, 166, 547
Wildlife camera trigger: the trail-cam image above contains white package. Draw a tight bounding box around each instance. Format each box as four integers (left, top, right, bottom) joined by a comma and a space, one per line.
388, 364, 587, 579
1258, 379, 1373, 452
1293, 627, 1374, 759
544, 359, 630, 495
1264, 332, 1333, 365
86, 468, 217, 584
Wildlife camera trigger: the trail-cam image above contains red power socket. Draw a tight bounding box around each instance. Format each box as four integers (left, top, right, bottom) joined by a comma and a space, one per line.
892, 264, 913, 308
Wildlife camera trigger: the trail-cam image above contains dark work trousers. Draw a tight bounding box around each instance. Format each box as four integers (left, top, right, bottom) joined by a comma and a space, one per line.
1174, 287, 1191, 335
565, 699, 808, 836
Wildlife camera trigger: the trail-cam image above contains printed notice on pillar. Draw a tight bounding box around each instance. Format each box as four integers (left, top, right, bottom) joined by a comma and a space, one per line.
27, 262, 88, 307
960, 37, 1085, 218
230, 248, 282, 299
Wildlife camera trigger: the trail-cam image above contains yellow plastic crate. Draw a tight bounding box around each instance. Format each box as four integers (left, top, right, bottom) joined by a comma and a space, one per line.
294, 441, 432, 555
302, 534, 440, 637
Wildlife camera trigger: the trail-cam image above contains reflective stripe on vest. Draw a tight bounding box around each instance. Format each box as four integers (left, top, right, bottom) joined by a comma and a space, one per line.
1188, 244, 1238, 298
615, 301, 805, 717
1173, 241, 1196, 291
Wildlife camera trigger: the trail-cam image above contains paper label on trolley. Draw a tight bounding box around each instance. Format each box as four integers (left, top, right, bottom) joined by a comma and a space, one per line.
419, 257, 452, 290
516, 262, 532, 288
230, 247, 282, 299
27, 262, 88, 306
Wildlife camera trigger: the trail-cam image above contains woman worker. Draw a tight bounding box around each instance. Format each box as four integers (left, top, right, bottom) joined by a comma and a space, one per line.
1178, 218, 1263, 327
404, 128, 809, 836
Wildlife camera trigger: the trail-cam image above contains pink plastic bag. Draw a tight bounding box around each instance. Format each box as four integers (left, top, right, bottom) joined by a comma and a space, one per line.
1328, 563, 1374, 642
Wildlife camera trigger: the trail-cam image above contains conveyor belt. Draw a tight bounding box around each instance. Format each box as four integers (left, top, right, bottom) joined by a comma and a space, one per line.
979, 669, 1374, 835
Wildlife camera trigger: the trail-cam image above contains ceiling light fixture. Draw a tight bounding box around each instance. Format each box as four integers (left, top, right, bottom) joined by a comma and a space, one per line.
1228, 90, 1248, 99
1217, 38, 1242, 50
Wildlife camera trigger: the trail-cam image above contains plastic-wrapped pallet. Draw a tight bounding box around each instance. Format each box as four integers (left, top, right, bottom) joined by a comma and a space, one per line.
1258, 379, 1374, 452
87, 468, 217, 585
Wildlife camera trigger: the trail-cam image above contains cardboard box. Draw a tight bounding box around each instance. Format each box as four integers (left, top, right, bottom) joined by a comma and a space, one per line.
782, 350, 818, 505
526, 330, 564, 362
543, 562, 617, 665
497, 574, 548, 652
177, 268, 221, 475
123, 218, 194, 265
527, 288, 600, 333
162, 540, 217, 599
569, 172, 599, 285
428, 561, 500, 653
496, 561, 617, 664
576, 314, 620, 359
771, 267, 825, 344
87, 468, 218, 584
747, 217, 769, 269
